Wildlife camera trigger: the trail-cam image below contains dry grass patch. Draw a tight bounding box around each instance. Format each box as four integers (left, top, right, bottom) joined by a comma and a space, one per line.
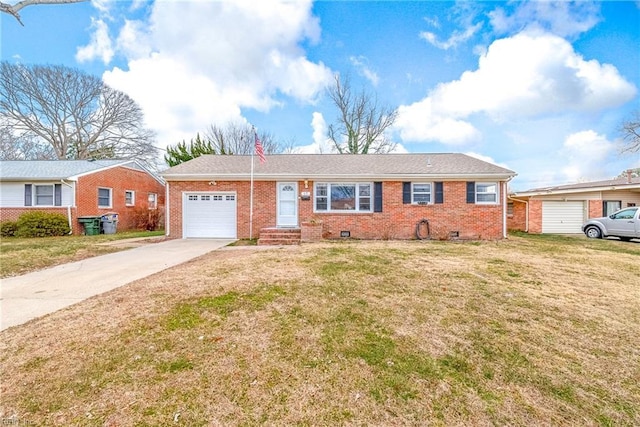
1, 235, 639, 426
0, 231, 165, 278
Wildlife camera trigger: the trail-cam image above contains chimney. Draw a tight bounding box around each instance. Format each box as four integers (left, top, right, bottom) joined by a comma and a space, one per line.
627, 169, 632, 184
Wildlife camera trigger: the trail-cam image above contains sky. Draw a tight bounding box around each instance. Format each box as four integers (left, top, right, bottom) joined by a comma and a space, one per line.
1, 0, 639, 191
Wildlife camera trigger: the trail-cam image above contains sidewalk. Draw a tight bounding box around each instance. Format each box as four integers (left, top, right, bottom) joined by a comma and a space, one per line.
0, 239, 234, 331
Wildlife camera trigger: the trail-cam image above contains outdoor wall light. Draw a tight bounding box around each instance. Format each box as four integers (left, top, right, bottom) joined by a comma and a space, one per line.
208, 181, 216, 186
304, 179, 309, 188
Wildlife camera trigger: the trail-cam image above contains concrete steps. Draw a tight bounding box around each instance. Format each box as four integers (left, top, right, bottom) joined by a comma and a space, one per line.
257, 227, 301, 245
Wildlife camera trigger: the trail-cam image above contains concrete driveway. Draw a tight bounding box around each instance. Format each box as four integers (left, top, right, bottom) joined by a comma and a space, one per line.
0, 239, 234, 331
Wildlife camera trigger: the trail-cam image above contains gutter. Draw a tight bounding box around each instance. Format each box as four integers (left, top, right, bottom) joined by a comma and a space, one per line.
508, 196, 529, 233
60, 179, 74, 234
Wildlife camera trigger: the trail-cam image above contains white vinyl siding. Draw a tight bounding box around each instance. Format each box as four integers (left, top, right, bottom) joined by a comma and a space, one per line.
0, 182, 74, 207
542, 201, 585, 233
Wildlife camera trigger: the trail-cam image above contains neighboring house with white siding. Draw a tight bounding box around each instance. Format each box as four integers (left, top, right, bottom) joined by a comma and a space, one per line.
0, 160, 165, 234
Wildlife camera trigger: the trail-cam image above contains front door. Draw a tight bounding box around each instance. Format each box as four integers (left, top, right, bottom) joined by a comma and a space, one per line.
277, 182, 298, 227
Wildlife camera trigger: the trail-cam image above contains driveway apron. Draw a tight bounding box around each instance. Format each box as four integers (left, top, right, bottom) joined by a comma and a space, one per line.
0, 239, 234, 331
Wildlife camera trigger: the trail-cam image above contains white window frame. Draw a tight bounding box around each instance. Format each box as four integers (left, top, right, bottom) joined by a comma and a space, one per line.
475, 182, 498, 204
148, 193, 158, 210
125, 190, 135, 206
34, 184, 54, 206
314, 182, 373, 213
98, 187, 112, 208
412, 183, 432, 204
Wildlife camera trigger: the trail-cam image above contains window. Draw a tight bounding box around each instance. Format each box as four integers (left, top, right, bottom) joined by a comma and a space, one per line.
467, 182, 499, 204
611, 207, 637, 220
35, 185, 54, 206
314, 183, 372, 212
603, 200, 621, 216
149, 193, 158, 209
125, 190, 135, 206
507, 202, 514, 216
412, 183, 431, 204
98, 188, 112, 208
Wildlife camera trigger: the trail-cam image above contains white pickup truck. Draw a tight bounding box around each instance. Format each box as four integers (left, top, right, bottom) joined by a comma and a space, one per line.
582, 207, 640, 241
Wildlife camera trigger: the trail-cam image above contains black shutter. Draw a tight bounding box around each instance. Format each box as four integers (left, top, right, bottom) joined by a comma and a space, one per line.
54, 184, 62, 206
466, 182, 475, 204
402, 182, 411, 204
602, 201, 606, 216
435, 182, 443, 204
374, 182, 383, 212
24, 184, 32, 206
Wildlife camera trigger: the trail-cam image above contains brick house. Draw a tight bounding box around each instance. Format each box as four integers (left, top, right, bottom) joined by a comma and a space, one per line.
0, 160, 165, 234
161, 154, 516, 243
508, 172, 640, 234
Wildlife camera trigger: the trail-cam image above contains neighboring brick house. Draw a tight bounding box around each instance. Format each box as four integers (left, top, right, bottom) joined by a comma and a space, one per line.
508, 172, 640, 234
0, 160, 165, 234
161, 153, 516, 243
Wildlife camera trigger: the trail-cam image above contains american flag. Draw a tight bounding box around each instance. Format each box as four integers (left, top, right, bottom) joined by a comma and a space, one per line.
254, 133, 266, 164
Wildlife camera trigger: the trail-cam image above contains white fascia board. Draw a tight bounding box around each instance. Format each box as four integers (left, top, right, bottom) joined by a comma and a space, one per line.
513, 184, 640, 197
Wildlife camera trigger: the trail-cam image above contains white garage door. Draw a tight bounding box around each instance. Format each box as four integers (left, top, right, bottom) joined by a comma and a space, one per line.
183, 193, 237, 238
542, 201, 585, 234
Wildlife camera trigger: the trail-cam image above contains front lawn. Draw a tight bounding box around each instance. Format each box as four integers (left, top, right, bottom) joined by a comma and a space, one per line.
0, 230, 165, 278
0, 235, 638, 425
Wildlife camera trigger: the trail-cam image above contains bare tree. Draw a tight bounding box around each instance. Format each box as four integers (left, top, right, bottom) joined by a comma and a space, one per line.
327, 74, 398, 154
0, 123, 55, 160
0, 62, 159, 168
620, 110, 640, 154
204, 122, 281, 155
1, 0, 86, 25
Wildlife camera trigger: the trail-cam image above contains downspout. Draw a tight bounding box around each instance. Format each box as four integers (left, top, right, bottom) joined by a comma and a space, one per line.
508, 196, 529, 233
60, 179, 74, 234
165, 181, 170, 237
502, 180, 511, 238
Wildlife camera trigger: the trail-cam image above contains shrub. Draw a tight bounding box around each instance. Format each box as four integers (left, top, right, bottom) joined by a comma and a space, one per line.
0, 221, 18, 237
15, 212, 71, 237
130, 207, 162, 231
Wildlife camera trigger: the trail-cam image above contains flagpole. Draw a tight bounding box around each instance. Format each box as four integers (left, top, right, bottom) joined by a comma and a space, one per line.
249, 140, 255, 241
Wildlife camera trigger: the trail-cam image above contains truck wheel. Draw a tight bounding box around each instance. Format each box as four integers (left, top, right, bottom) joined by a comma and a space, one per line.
584, 226, 602, 239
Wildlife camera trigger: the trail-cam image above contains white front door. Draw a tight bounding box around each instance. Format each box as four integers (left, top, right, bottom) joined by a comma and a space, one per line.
277, 182, 298, 227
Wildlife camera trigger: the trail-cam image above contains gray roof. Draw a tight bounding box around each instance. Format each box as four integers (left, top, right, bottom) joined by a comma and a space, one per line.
0, 159, 138, 181
161, 153, 516, 181
514, 176, 640, 196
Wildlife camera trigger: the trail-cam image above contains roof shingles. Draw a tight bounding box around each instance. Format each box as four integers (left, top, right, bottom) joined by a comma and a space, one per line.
162, 153, 515, 179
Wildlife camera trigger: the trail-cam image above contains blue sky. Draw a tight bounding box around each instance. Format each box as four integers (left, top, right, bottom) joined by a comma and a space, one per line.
1, 0, 639, 190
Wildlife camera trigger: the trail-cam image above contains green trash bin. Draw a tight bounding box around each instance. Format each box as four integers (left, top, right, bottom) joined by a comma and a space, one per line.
78, 216, 101, 236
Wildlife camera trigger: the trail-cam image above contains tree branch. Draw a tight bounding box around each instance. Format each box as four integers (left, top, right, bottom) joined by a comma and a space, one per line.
1, 0, 87, 25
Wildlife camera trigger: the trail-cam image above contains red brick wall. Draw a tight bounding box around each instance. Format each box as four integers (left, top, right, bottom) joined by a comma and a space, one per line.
507, 199, 527, 231
167, 180, 507, 240
588, 200, 602, 218
527, 199, 543, 233
76, 166, 165, 232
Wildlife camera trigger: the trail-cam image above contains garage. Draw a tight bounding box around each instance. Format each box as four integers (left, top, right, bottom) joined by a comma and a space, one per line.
183, 192, 237, 238
541, 201, 585, 234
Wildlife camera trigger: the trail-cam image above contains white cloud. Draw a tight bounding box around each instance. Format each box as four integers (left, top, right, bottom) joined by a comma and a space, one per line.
98, 0, 332, 147
560, 130, 615, 182
396, 32, 636, 145
76, 18, 114, 64
395, 98, 481, 145
489, 1, 601, 38
293, 112, 335, 153
349, 56, 379, 86
420, 22, 482, 50
465, 152, 511, 170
